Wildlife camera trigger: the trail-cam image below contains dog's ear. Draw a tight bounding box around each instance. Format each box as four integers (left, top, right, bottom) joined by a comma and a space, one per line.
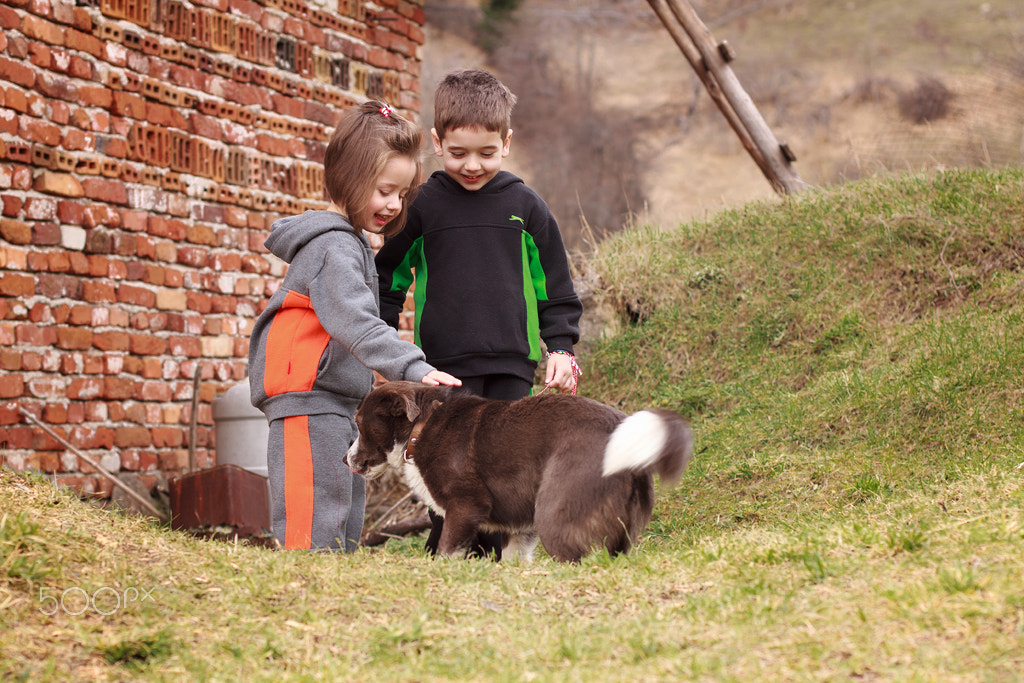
398, 392, 420, 422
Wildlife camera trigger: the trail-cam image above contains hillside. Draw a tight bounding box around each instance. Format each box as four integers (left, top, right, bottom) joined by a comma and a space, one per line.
422, 0, 1024, 249
2, 168, 1022, 680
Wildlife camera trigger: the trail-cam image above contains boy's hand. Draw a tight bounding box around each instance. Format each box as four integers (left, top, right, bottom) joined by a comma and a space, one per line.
544, 351, 581, 395
422, 370, 462, 387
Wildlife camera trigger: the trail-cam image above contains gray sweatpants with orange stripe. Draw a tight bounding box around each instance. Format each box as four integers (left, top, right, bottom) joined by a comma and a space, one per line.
266, 412, 365, 551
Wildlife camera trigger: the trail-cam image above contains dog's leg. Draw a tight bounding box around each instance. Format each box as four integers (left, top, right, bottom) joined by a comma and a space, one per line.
436, 510, 489, 559
502, 532, 538, 564
423, 509, 443, 556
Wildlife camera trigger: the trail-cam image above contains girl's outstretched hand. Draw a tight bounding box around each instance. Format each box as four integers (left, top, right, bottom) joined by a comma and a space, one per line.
421, 370, 462, 387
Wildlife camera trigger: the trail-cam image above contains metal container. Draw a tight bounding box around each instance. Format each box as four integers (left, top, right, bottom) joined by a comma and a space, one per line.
169, 464, 270, 538
212, 380, 269, 477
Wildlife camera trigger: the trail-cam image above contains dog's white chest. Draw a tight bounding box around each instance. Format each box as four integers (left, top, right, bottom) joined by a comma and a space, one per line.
402, 461, 447, 518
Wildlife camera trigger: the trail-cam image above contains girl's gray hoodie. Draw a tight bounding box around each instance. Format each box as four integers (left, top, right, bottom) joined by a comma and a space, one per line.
248, 211, 434, 421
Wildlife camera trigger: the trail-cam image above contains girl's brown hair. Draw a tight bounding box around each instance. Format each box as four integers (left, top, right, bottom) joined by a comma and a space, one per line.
323, 100, 423, 237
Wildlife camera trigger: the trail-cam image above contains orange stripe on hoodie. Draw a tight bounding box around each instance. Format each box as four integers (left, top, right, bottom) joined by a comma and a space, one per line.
263, 290, 331, 397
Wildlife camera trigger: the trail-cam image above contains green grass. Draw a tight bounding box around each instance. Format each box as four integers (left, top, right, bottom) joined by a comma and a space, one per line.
3, 168, 1024, 681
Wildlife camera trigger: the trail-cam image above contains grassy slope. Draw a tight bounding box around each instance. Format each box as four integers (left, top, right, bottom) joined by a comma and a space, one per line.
2, 168, 1023, 681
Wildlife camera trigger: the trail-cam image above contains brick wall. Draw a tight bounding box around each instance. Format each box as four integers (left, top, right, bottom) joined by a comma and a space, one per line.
0, 0, 425, 499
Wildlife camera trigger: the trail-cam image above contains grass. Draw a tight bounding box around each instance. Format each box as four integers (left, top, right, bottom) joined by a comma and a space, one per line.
3, 167, 1024, 681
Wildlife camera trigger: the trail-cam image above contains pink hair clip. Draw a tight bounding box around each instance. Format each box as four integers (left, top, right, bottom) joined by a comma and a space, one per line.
379, 104, 394, 118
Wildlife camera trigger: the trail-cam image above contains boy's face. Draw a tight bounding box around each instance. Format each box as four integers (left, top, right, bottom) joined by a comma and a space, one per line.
431, 125, 512, 192
353, 155, 417, 234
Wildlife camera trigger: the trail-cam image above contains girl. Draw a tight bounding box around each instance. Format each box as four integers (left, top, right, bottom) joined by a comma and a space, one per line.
248, 101, 461, 551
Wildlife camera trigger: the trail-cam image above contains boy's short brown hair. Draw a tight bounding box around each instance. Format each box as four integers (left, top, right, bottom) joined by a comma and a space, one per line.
432, 69, 518, 142
323, 100, 422, 237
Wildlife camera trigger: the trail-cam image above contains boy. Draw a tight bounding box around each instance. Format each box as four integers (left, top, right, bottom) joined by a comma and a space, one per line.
375, 69, 584, 558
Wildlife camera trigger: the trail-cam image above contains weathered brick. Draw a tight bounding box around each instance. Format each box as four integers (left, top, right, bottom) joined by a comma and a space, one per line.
0, 56, 36, 89
22, 15, 66, 46
64, 28, 103, 57
92, 330, 129, 351
29, 452, 62, 473
120, 209, 147, 231
67, 304, 92, 325
147, 215, 187, 239
139, 379, 172, 401
27, 377, 66, 399
188, 112, 223, 141
155, 288, 188, 311
146, 102, 187, 129
0, 373, 25, 398
33, 171, 85, 197
81, 178, 128, 204
116, 283, 156, 307
30, 302, 52, 322
103, 376, 136, 400
186, 223, 217, 246
78, 84, 112, 108
114, 427, 151, 448
21, 117, 61, 145
83, 204, 121, 228
68, 54, 92, 80
56, 200, 85, 225
0, 272, 35, 296
167, 335, 202, 357
32, 221, 62, 245
0, 5, 20, 29
123, 402, 146, 425
107, 259, 128, 279
61, 128, 93, 151
46, 250, 71, 272
81, 280, 116, 302
0, 218, 33, 244
0, 348, 21, 370
141, 356, 163, 378
72, 426, 114, 451
56, 325, 93, 350
111, 91, 146, 119
0, 109, 16, 136
35, 72, 78, 102
129, 333, 167, 355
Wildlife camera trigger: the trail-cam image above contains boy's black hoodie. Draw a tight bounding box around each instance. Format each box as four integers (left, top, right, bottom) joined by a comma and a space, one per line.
376, 170, 582, 383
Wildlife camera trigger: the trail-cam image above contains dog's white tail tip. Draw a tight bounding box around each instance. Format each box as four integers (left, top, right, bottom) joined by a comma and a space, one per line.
602, 411, 667, 477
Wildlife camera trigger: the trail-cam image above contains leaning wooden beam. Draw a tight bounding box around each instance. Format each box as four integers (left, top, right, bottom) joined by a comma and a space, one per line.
645, 0, 770, 179
647, 0, 806, 195
17, 405, 169, 522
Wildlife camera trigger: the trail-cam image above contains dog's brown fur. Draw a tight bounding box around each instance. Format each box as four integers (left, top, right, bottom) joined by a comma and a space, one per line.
344, 381, 694, 562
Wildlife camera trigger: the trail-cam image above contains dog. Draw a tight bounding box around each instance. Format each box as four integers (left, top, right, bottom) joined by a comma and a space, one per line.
344, 381, 694, 563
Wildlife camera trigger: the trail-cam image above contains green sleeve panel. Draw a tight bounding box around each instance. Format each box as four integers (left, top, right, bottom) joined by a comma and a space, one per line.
522, 231, 546, 362
389, 236, 426, 348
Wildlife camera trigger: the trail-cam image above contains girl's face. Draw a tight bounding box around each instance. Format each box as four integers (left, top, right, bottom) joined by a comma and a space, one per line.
353, 155, 418, 234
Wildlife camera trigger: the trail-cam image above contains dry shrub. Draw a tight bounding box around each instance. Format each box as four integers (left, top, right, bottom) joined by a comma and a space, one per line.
898, 77, 953, 124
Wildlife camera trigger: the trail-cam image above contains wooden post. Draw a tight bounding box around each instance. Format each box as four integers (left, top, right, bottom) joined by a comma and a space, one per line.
646, 0, 806, 195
